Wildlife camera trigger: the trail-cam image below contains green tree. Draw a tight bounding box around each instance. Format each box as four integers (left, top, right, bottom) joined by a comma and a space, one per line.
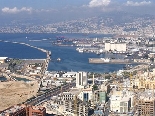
93, 85, 98, 90
150, 57, 154, 63
105, 74, 111, 79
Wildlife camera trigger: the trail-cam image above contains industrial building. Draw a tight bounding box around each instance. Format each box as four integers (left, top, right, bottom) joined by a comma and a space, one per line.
0, 104, 46, 116
105, 42, 127, 52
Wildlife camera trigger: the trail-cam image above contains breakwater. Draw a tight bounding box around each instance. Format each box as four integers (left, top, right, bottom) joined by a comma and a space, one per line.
0, 33, 127, 73
0, 40, 51, 58
88, 58, 144, 64
0, 40, 51, 78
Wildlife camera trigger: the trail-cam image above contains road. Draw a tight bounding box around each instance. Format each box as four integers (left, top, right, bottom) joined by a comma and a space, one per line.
24, 82, 75, 106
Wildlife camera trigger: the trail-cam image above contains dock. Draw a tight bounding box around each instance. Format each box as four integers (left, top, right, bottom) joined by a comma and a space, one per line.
89, 58, 132, 64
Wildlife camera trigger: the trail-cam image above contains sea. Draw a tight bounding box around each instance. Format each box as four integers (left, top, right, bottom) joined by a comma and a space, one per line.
0, 33, 125, 73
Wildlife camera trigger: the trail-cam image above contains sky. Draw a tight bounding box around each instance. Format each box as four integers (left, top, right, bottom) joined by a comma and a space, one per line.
0, 0, 154, 24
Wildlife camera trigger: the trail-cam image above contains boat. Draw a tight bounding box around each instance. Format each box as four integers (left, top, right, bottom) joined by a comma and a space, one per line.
48, 51, 51, 56
78, 49, 83, 53
57, 58, 61, 61
76, 47, 84, 53
96, 52, 101, 55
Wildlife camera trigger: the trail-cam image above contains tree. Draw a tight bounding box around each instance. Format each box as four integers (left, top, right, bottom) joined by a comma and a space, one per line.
150, 57, 154, 63
122, 71, 130, 78
93, 85, 98, 90
105, 74, 111, 79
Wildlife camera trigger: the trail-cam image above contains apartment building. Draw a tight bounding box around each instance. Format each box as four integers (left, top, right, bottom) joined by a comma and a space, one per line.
61, 88, 89, 116
110, 90, 131, 114
0, 104, 46, 116
76, 71, 88, 88
136, 90, 155, 116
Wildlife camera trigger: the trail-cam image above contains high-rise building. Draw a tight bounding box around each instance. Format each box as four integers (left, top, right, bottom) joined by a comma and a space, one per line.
136, 90, 155, 116
76, 71, 88, 88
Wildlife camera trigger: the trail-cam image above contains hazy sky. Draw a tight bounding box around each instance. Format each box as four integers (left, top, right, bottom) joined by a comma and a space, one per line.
0, 0, 154, 23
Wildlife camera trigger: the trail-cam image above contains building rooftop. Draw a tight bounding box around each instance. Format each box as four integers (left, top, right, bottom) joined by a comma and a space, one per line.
138, 90, 155, 101
0, 104, 25, 115
0, 57, 8, 60
121, 96, 130, 102
0, 105, 46, 115
31, 106, 46, 111
69, 88, 82, 95
82, 88, 92, 91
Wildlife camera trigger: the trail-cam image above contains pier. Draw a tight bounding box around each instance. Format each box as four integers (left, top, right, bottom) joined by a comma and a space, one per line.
88, 58, 143, 64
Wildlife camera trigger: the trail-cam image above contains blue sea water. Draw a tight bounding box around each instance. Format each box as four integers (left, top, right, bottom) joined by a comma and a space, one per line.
0, 33, 125, 73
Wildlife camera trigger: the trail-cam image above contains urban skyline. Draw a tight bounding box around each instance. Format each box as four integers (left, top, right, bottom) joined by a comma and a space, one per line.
1, 0, 155, 116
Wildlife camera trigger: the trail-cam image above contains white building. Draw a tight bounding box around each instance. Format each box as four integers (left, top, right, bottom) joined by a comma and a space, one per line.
0, 57, 8, 63
110, 90, 131, 113
61, 88, 88, 116
62, 72, 77, 78
52, 71, 77, 78
105, 42, 127, 52
76, 71, 88, 88
78, 88, 93, 102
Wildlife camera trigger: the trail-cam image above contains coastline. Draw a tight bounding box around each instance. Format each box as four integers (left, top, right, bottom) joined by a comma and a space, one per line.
0, 40, 51, 80
0, 33, 126, 73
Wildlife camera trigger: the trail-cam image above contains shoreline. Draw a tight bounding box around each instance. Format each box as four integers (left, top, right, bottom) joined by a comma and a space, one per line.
1, 34, 124, 73
0, 40, 51, 80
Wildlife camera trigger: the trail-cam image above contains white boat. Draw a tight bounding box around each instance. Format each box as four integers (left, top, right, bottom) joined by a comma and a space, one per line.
57, 58, 61, 61
76, 47, 84, 53
78, 49, 83, 53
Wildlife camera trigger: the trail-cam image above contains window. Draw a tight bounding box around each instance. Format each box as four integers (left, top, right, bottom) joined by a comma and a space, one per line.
120, 102, 123, 106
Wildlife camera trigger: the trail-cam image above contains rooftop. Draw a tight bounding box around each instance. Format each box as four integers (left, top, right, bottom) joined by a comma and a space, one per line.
69, 88, 82, 95
0, 57, 8, 60
0, 104, 25, 115
138, 90, 155, 101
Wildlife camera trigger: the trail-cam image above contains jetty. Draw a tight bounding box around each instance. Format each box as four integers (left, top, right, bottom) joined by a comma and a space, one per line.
0, 40, 51, 79
89, 58, 139, 64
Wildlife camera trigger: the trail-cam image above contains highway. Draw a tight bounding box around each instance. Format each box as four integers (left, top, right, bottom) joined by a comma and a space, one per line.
24, 82, 75, 106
